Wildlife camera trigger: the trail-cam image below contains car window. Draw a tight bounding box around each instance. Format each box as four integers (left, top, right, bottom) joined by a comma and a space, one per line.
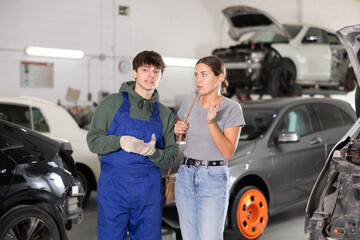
247, 31, 288, 43
244, 25, 302, 44
284, 25, 302, 39
312, 103, 354, 130
31, 107, 49, 132
0, 104, 49, 133
240, 108, 276, 140
327, 32, 341, 45
275, 105, 314, 137
302, 28, 325, 44
0, 104, 31, 129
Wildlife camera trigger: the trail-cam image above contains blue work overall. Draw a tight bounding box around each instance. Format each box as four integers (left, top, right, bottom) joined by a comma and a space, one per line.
97, 92, 164, 240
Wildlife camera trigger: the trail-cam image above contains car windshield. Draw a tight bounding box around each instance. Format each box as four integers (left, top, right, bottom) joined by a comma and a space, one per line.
240, 108, 276, 140
243, 25, 302, 44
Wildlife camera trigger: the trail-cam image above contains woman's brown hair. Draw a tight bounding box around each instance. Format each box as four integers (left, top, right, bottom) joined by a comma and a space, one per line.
196, 55, 229, 95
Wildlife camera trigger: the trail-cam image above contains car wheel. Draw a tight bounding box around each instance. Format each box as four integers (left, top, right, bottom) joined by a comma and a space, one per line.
0, 205, 60, 240
76, 167, 91, 206
344, 67, 356, 92
230, 186, 268, 240
267, 61, 296, 97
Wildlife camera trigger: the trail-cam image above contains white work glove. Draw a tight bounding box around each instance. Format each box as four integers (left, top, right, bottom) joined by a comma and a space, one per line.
120, 133, 156, 156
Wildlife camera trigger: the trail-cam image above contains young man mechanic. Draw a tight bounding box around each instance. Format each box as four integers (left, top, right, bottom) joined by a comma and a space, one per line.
86, 50, 179, 240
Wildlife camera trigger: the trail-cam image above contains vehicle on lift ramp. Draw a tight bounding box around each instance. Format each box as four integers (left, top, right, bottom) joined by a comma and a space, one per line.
213, 6, 356, 97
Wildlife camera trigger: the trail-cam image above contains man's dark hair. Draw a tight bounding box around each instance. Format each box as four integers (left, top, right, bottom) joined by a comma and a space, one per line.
132, 50, 166, 73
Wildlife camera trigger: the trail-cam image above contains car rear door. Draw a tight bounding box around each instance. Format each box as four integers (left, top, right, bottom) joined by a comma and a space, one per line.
310, 103, 356, 157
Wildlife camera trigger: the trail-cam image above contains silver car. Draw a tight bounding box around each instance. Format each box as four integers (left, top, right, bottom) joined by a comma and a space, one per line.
163, 96, 356, 240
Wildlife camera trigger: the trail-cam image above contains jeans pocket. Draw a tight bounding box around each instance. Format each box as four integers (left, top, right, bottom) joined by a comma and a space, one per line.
177, 165, 185, 173
208, 166, 229, 179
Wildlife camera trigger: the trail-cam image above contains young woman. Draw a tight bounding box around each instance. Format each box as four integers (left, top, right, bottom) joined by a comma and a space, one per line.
174, 55, 245, 240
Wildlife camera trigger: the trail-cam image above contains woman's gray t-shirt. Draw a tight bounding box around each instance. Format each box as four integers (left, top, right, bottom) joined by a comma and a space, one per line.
177, 94, 245, 160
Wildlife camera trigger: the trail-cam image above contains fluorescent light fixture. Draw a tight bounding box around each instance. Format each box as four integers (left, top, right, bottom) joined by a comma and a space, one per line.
163, 57, 198, 67
25, 46, 84, 59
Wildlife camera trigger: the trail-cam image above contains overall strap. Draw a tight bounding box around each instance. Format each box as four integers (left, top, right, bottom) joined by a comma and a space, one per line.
120, 92, 130, 116
150, 102, 160, 123
106, 92, 130, 136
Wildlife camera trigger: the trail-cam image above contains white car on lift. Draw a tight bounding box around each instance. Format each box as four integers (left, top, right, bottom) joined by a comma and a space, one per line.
0, 94, 99, 204
213, 5, 356, 97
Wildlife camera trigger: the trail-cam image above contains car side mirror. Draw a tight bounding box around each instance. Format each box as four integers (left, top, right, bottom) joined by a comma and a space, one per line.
276, 132, 300, 143
302, 35, 318, 43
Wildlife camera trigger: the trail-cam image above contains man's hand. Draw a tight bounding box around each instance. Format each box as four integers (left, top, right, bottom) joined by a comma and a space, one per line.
120, 133, 156, 156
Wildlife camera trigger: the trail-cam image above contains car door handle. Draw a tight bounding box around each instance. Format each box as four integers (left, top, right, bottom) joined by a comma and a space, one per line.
310, 137, 322, 145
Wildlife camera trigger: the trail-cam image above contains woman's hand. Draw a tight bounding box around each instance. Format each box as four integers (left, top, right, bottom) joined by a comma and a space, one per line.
206, 101, 223, 125
174, 120, 188, 136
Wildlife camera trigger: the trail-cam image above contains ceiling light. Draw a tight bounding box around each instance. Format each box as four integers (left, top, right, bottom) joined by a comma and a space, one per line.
163, 57, 198, 67
25, 46, 84, 59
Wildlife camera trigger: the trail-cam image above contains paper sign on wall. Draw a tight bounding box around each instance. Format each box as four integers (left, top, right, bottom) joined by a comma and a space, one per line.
20, 61, 54, 88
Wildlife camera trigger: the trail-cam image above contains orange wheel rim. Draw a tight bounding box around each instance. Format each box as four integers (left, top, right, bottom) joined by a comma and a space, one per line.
237, 189, 268, 239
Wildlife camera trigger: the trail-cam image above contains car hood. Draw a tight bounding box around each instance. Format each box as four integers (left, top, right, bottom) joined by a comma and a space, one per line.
223, 5, 290, 41
337, 24, 360, 87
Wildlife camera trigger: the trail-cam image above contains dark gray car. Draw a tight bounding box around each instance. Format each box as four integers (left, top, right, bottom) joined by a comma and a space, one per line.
162, 97, 356, 240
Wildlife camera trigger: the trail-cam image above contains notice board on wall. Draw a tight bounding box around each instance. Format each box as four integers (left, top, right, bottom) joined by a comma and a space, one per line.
20, 61, 54, 88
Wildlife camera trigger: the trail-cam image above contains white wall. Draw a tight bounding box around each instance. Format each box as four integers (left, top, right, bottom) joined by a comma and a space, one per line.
0, 0, 359, 107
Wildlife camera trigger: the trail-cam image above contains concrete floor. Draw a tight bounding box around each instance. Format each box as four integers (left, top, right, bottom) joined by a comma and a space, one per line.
67, 191, 307, 240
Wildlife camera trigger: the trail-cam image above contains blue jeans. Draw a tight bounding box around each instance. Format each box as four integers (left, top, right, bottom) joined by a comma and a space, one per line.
175, 164, 230, 240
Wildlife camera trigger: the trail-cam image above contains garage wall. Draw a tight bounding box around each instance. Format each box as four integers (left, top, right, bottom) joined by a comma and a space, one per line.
0, 0, 359, 107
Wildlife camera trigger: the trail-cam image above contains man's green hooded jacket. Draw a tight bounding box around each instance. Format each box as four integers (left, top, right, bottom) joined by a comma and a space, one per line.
87, 81, 178, 169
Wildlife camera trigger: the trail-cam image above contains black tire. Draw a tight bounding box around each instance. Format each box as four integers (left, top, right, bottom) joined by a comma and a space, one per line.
344, 67, 356, 92
0, 205, 60, 240
267, 60, 296, 97
76, 167, 91, 207
230, 186, 269, 240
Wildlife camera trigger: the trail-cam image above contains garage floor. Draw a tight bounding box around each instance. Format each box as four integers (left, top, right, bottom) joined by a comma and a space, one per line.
67, 191, 307, 240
